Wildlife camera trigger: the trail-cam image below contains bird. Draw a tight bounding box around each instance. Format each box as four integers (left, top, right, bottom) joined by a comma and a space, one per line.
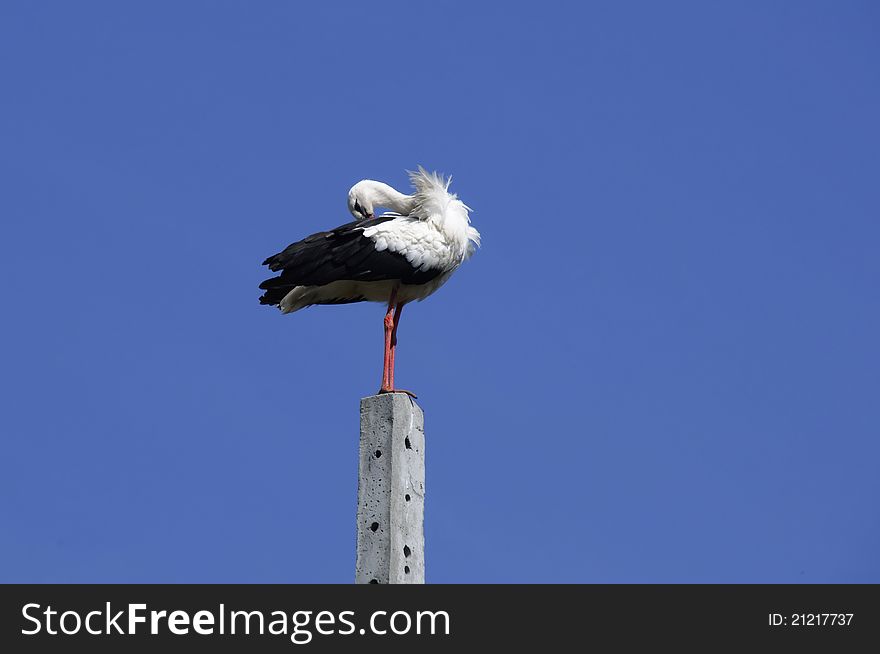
259, 167, 481, 395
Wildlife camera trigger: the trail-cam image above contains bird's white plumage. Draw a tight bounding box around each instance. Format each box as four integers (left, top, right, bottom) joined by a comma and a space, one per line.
363, 217, 455, 272
363, 168, 479, 268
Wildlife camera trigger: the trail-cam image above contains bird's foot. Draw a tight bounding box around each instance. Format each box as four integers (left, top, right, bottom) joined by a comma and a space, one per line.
378, 388, 418, 399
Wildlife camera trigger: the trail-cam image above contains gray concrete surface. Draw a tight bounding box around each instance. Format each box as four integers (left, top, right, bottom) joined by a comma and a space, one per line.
355, 393, 425, 584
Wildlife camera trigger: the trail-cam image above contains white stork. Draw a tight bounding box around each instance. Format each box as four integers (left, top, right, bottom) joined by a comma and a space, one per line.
259, 167, 480, 395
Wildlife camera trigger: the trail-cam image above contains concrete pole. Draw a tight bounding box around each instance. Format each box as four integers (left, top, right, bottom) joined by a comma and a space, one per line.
355, 393, 425, 584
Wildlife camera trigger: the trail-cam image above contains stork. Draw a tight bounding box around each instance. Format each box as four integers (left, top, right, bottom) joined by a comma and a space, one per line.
259, 168, 480, 394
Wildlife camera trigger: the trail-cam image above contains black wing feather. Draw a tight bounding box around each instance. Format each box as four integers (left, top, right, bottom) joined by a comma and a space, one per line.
259, 215, 443, 306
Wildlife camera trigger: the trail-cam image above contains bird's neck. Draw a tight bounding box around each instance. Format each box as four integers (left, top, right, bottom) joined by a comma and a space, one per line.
371, 182, 417, 214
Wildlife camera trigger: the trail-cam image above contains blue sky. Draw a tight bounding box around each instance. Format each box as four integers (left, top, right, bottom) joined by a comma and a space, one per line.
1, 1, 878, 583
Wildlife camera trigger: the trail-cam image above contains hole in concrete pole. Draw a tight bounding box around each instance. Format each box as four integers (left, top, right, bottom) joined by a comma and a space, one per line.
370, 522, 379, 532
405, 566, 410, 574
405, 494, 411, 502
405, 437, 412, 449
375, 450, 382, 458
403, 545, 411, 558
369, 579, 379, 584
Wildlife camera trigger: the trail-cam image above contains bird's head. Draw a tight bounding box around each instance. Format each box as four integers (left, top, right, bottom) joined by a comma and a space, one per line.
347, 179, 416, 220
347, 181, 377, 220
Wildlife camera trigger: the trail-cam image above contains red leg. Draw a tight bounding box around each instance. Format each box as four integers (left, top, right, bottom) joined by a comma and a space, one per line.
388, 302, 405, 389
380, 285, 398, 393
